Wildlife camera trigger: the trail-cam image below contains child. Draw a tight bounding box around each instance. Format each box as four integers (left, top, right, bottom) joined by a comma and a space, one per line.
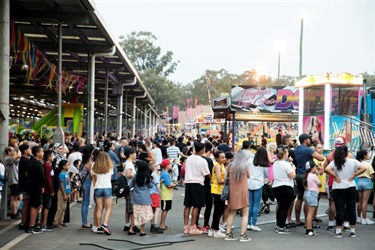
70, 159, 81, 203
128, 160, 154, 236
303, 160, 322, 236
172, 158, 179, 190
41, 150, 55, 231
53, 160, 71, 227
149, 163, 164, 233
159, 159, 177, 230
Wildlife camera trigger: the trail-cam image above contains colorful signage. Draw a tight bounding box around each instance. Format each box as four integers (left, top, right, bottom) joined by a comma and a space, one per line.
231, 85, 299, 112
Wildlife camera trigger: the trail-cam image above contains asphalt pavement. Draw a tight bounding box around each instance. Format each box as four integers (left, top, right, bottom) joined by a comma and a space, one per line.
0, 187, 374, 250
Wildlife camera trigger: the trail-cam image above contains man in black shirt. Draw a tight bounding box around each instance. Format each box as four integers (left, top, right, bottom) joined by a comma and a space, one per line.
18, 144, 32, 229
217, 139, 231, 153
26, 146, 45, 234
176, 136, 187, 152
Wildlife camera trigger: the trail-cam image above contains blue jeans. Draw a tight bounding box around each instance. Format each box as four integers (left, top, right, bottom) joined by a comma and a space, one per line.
248, 187, 263, 226
81, 178, 91, 226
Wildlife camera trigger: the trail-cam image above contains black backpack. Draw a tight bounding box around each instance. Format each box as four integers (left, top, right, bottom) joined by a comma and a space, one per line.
114, 175, 130, 198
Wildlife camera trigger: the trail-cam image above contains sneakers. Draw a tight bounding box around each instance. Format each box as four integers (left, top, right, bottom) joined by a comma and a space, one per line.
101, 224, 111, 235
26, 226, 43, 234
19, 223, 28, 230
326, 225, 335, 231
274, 226, 280, 233
350, 232, 356, 238
213, 230, 226, 238
277, 228, 292, 234
92, 226, 98, 233
357, 217, 362, 223
239, 234, 251, 242
305, 230, 319, 237
249, 225, 261, 231
97, 226, 105, 234
41, 225, 54, 232
343, 226, 350, 232
201, 226, 210, 234
183, 225, 190, 234
247, 224, 251, 230
189, 226, 203, 235
331, 232, 342, 238
207, 229, 213, 237
362, 218, 375, 225
224, 232, 238, 241
219, 223, 226, 232
150, 226, 164, 234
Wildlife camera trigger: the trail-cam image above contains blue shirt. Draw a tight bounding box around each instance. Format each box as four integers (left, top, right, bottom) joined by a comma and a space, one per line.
294, 145, 314, 174
149, 171, 160, 195
58, 171, 71, 194
129, 174, 152, 205
108, 150, 120, 180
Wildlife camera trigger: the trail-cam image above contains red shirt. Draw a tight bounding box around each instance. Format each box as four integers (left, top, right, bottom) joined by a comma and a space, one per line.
43, 162, 54, 195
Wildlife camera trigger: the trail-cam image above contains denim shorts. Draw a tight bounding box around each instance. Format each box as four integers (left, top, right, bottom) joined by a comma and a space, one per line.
94, 188, 112, 198
303, 190, 319, 207
357, 178, 373, 191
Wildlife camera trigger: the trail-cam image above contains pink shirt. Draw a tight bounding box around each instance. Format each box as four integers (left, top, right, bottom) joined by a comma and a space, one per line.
306, 173, 321, 193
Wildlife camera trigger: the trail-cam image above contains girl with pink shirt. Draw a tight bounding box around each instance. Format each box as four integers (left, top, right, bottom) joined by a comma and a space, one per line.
303, 160, 322, 236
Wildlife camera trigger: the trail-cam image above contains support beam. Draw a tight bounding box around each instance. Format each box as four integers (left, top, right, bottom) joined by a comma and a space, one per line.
0, 0, 10, 220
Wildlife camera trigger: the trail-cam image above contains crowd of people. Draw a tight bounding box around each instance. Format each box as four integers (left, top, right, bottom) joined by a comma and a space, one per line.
0, 131, 374, 242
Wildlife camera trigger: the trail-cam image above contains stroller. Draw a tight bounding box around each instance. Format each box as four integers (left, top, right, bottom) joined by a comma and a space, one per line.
258, 182, 273, 214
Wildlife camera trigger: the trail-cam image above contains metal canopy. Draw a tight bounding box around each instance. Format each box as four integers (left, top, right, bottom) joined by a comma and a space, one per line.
9, 0, 154, 120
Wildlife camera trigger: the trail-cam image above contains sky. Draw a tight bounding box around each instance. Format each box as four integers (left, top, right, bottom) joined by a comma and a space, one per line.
93, 0, 375, 85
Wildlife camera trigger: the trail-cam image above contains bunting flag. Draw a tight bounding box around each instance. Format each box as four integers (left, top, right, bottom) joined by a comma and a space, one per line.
194, 98, 198, 108
166, 106, 169, 121
173, 106, 179, 119
13, 24, 88, 95
186, 107, 192, 122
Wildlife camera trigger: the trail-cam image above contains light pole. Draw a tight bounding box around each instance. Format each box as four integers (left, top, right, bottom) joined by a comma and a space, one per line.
299, 18, 304, 79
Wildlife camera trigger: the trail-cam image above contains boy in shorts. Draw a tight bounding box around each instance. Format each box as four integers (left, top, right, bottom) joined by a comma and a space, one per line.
159, 159, 177, 230
149, 163, 163, 233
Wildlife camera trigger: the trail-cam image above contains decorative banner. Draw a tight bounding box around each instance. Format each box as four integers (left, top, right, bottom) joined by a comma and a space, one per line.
231, 85, 299, 112
303, 115, 325, 146
194, 98, 198, 108
173, 106, 179, 119
186, 98, 191, 109
166, 106, 169, 121
186, 107, 192, 121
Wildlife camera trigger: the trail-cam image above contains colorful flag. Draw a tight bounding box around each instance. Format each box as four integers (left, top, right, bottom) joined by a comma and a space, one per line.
186, 98, 191, 109
194, 98, 198, 108
173, 106, 179, 119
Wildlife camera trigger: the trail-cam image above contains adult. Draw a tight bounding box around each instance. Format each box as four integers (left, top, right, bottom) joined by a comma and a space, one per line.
166, 139, 183, 160
323, 136, 354, 230
26, 146, 45, 234
183, 142, 210, 235
200, 141, 214, 233
210, 150, 226, 238
115, 139, 128, 165
4, 146, 21, 219
224, 150, 251, 242
275, 129, 283, 146
80, 144, 95, 229
294, 133, 324, 226
18, 143, 32, 229
91, 151, 114, 235
247, 147, 269, 232
325, 146, 366, 238
217, 139, 231, 153
242, 140, 255, 159
151, 141, 163, 166
355, 149, 374, 225
272, 146, 296, 234
176, 136, 187, 152
104, 140, 120, 195
67, 142, 82, 174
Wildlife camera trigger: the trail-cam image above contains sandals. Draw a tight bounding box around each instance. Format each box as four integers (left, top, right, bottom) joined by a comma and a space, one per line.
295, 222, 305, 226
81, 224, 93, 229
160, 226, 170, 230
313, 218, 323, 223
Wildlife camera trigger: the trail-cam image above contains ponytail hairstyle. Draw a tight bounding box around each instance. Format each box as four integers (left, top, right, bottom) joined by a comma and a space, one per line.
276, 147, 287, 160
303, 160, 316, 188
333, 146, 348, 171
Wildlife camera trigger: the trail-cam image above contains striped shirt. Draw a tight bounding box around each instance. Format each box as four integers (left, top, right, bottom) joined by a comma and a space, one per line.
166, 146, 180, 160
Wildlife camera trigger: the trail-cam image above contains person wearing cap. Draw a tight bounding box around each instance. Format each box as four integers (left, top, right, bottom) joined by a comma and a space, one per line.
294, 133, 324, 226
159, 158, 177, 230
323, 136, 355, 230
303, 160, 322, 236
325, 146, 366, 238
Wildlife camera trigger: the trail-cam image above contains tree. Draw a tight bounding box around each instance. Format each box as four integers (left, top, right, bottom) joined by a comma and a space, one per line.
119, 31, 178, 77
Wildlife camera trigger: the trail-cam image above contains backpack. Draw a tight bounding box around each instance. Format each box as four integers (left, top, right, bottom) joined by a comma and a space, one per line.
114, 175, 130, 198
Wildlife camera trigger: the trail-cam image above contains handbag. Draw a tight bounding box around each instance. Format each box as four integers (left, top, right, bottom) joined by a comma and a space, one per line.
220, 165, 231, 201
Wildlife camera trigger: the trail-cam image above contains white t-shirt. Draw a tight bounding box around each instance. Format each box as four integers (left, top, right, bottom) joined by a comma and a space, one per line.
184, 154, 210, 186
328, 158, 361, 189
272, 160, 294, 188
152, 148, 163, 165
247, 158, 268, 190
91, 163, 113, 189
124, 161, 136, 183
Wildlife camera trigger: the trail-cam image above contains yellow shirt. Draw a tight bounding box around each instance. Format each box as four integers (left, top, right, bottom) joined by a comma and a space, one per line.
314, 156, 326, 193
211, 162, 226, 195
357, 162, 375, 179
